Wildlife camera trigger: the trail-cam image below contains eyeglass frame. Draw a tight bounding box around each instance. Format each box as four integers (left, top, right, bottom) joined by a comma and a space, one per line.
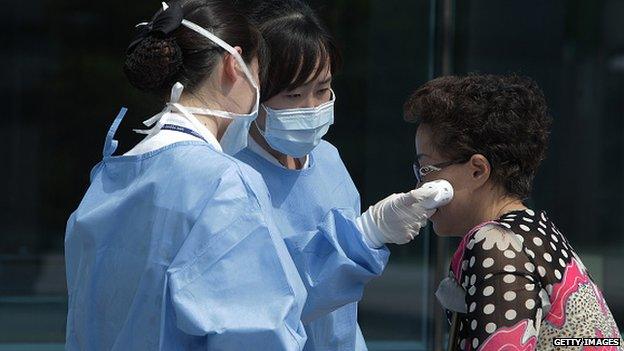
413, 157, 471, 183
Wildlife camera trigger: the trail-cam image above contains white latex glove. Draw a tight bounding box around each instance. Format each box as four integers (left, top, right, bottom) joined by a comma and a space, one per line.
356, 180, 454, 247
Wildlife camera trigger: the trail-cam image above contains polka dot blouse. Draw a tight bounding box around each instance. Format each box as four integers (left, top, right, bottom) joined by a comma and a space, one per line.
437, 209, 623, 350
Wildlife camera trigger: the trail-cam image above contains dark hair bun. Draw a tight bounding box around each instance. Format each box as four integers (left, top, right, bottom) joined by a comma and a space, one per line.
123, 35, 183, 93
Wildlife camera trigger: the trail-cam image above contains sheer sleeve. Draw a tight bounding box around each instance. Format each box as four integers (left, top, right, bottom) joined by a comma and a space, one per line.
458, 224, 544, 350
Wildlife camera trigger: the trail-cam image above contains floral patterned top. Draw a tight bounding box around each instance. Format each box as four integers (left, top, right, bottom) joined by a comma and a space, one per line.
436, 209, 623, 350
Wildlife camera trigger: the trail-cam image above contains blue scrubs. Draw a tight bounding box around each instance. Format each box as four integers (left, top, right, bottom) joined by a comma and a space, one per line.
65, 109, 307, 350
234, 140, 390, 351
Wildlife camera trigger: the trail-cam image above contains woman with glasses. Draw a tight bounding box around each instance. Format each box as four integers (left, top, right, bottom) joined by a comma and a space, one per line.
404, 74, 623, 350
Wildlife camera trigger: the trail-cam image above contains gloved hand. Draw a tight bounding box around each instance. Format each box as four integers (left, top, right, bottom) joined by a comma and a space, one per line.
356, 180, 454, 248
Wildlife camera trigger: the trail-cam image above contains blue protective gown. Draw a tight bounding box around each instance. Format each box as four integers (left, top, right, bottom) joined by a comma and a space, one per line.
64, 109, 307, 351
234, 140, 390, 351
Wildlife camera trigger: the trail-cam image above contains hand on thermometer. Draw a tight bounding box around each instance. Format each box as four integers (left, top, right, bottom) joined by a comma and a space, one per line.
356, 180, 454, 247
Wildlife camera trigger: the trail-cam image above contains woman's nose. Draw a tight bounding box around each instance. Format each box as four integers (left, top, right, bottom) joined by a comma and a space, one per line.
300, 97, 316, 108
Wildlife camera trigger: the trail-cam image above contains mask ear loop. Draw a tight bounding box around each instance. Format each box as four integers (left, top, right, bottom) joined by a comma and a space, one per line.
181, 19, 260, 111
253, 118, 267, 137
253, 104, 272, 135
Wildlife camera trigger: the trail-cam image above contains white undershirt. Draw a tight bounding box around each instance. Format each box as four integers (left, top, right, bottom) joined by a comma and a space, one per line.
124, 112, 221, 156
123, 113, 310, 171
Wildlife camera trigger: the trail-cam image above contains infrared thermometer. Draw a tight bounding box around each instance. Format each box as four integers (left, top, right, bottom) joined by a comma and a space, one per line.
418, 179, 454, 210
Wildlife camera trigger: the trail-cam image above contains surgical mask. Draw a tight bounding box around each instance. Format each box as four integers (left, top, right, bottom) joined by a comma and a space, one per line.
256, 90, 335, 158
136, 17, 260, 156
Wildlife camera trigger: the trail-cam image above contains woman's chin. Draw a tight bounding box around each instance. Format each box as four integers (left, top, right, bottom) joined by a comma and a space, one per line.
431, 221, 444, 236
431, 221, 457, 237
430, 212, 445, 235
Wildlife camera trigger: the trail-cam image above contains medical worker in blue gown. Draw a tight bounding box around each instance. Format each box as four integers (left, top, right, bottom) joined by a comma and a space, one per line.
64, 1, 309, 350
233, 1, 453, 350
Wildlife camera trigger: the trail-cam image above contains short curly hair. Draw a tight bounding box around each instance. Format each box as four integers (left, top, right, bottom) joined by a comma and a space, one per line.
404, 74, 552, 199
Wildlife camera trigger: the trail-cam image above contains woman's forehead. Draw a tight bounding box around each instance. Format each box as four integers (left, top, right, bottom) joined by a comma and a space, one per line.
415, 125, 433, 149
415, 125, 442, 162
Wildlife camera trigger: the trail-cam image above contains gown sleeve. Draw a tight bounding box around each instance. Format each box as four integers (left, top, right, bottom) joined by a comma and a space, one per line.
284, 207, 390, 323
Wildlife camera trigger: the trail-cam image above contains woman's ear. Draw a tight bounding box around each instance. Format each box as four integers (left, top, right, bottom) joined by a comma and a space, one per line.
222, 46, 244, 82
469, 154, 491, 187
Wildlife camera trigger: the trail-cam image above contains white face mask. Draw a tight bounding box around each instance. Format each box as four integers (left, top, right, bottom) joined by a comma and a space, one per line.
256, 90, 335, 158
136, 18, 260, 156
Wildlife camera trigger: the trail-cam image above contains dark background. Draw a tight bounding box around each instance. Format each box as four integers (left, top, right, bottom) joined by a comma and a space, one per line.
2, 0, 622, 349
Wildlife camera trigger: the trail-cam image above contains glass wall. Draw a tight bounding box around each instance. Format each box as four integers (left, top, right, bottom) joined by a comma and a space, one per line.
315, 1, 438, 350
452, 0, 624, 329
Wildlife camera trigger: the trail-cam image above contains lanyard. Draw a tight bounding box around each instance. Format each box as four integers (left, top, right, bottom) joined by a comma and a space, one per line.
161, 123, 208, 143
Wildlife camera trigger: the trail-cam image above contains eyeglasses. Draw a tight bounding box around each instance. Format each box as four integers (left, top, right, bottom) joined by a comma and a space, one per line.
413, 158, 469, 183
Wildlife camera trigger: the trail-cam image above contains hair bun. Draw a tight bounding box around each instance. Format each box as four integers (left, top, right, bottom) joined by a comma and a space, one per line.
123, 35, 183, 93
